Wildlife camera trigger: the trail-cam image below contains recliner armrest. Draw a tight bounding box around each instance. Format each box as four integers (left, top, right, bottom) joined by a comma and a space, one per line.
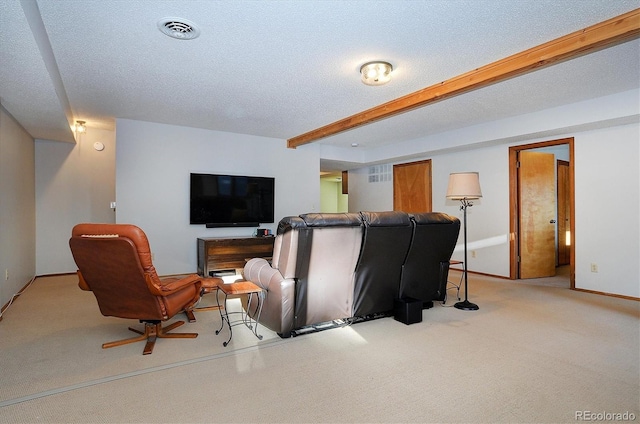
243, 258, 295, 335
244, 258, 285, 291
144, 273, 202, 296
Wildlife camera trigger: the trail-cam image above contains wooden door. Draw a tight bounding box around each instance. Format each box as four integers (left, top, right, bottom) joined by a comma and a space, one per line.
393, 160, 432, 212
557, 160, 570, 265
518, 151, 556, 278
341, 170, 348, 195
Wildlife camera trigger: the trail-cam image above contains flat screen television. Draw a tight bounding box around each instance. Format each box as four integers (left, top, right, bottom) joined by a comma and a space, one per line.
190, 173, 275, 227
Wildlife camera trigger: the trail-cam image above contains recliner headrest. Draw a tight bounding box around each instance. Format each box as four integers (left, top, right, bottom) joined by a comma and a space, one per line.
299, 213, 363, 227
360, 211, 411, 227
277, 216, 307, 235
410, 212, 460, 226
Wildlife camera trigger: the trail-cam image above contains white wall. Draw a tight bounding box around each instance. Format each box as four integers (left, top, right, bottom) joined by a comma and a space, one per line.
348, 165, 394, 212
115, 119, 320, 275
0, 106, 36, 308
433, 144, 511, 277
35, 129, 116, 274
362, 89, 639, 166
348, 122, 640, 297
574, 124, 639, 297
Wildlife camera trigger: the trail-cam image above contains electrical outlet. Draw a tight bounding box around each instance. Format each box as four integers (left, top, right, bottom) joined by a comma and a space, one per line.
590, 263, 598, 273
471, 250, 477, 258
4, 269, 8, 280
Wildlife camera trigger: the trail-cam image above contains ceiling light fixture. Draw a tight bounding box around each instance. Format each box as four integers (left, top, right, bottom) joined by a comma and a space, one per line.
157, 17, 201, 40
360, 61, 393, 86
75, 120, 86, 134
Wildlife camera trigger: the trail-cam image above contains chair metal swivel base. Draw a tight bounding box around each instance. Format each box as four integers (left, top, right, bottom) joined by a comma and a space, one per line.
102, 320, 198, 355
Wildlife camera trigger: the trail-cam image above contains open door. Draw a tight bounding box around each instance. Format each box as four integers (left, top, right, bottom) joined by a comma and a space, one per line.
510, 138, 574, 286
518, 151, 556, 278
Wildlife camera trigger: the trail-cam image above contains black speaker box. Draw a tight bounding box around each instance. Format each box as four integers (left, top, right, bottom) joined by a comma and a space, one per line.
393, 297, 423, 325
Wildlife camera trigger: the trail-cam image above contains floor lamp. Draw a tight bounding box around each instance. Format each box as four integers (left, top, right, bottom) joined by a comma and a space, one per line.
446, 172, 482, 311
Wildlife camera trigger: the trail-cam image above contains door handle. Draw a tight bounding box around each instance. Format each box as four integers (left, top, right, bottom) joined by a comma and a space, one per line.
550, 220, 556, 224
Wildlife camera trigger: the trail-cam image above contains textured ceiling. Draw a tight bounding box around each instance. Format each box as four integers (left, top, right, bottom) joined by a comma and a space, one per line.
1, 1, 638, 160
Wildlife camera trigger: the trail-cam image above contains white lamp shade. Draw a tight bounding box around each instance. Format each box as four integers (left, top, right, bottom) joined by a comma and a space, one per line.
446, 172, 482, 200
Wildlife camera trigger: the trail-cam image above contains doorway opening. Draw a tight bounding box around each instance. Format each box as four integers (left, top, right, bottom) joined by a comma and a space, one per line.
320, 171, 348, 213
509, 138, 575, 288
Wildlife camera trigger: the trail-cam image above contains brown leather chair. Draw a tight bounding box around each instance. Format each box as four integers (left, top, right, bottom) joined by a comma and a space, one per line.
69, 223, 221, 355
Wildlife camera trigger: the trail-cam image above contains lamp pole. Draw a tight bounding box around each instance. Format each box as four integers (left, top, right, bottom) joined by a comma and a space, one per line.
455, 198, 479, 311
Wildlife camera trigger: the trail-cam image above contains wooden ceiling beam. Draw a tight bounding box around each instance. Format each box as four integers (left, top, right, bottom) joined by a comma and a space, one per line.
287, 8, 640, 149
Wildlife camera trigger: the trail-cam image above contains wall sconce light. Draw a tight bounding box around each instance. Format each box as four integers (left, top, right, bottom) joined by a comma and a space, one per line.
75, 120, 86, 134
360, 61, 393, 86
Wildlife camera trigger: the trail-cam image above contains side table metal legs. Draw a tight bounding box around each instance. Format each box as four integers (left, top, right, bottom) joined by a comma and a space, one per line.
214, 289, 231, 346
215, 282, 264, 347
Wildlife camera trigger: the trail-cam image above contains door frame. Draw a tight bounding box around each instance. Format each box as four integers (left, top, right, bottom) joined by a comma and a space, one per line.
557, 159, 571, 266
509, 137, 575, 287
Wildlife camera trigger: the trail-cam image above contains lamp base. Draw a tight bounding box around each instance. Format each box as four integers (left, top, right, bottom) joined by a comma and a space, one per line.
454, 300, 479, 311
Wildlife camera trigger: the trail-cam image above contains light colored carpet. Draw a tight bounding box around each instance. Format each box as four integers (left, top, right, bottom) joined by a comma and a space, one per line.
0, 272, 637, 423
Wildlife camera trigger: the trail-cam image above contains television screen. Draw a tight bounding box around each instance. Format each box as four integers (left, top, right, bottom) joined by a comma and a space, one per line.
190, 173, 275, 226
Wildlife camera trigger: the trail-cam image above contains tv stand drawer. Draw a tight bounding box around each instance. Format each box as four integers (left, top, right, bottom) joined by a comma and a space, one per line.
197, 237, 274, 276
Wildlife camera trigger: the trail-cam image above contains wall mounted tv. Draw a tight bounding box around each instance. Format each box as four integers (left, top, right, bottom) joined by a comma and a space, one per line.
190, 173, 275, 227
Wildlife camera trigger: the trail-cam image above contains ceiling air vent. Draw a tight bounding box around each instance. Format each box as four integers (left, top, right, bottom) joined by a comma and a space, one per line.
157, 17, 201, 40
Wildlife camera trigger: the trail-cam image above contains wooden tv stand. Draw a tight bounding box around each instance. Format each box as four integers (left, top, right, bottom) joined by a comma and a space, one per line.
197, 236, 275, 277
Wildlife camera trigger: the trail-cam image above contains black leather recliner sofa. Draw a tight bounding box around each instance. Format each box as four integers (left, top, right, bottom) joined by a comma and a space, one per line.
243, 211, 460, 337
